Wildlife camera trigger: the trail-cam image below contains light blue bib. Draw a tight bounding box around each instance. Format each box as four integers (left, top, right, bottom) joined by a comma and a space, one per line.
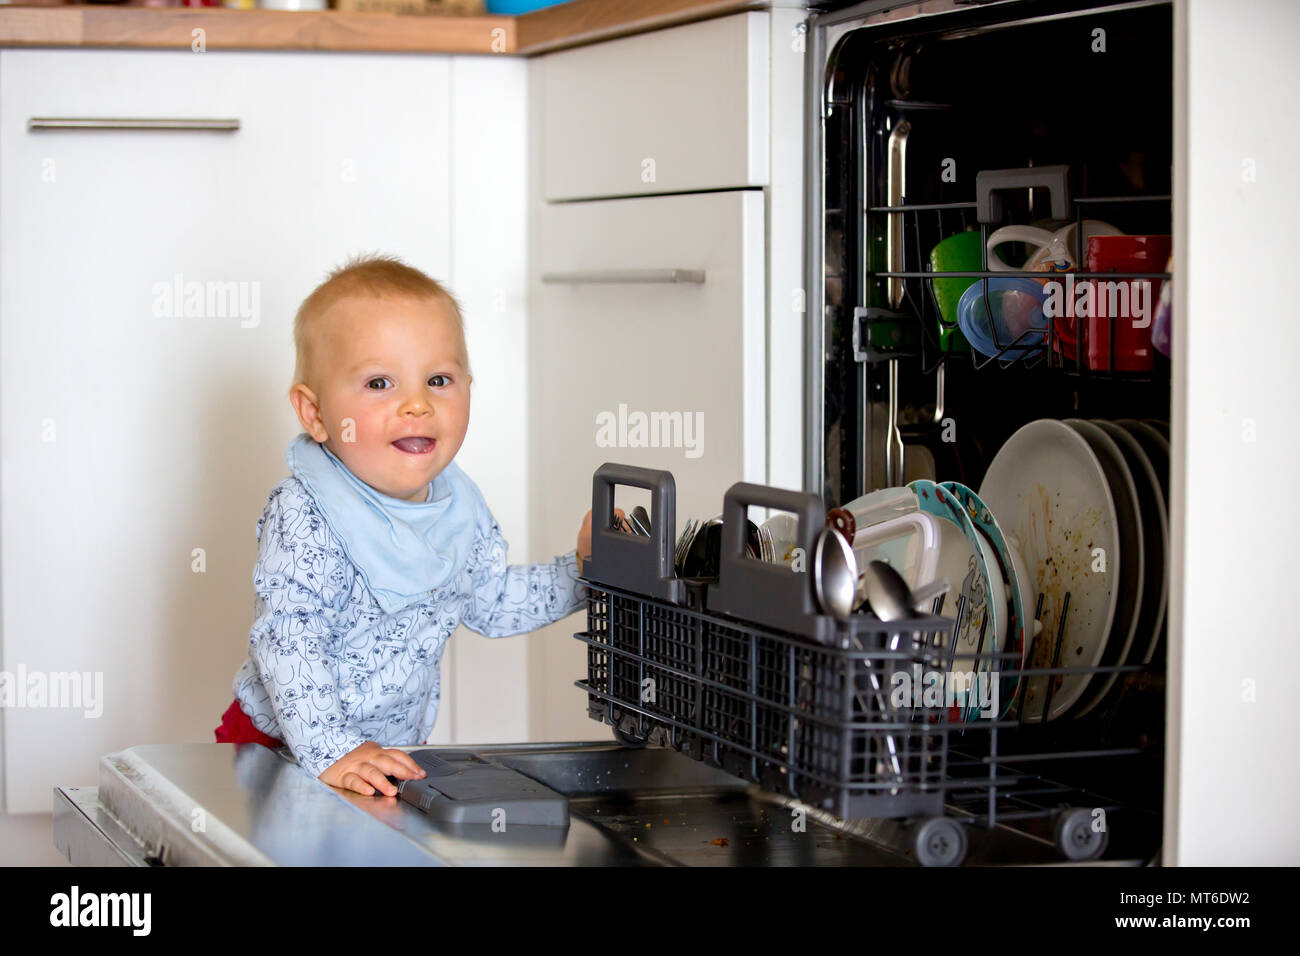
285, 433, 481, 614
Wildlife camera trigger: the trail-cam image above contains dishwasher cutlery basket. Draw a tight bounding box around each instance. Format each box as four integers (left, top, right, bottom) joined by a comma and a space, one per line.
574, 463, 1161, 866
575, 466, 958, 827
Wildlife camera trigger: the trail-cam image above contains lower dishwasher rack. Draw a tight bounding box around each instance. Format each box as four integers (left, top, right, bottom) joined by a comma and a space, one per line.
575, 462, 1163, 867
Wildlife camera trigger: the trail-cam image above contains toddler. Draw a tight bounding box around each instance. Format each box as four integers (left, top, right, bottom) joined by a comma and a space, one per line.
214, 254, 608, 797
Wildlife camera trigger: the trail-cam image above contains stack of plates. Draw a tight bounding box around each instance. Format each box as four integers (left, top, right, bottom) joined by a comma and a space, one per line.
907, 479, 1010, 720
825, 415, 1167, 724
977, 418, 1170, 722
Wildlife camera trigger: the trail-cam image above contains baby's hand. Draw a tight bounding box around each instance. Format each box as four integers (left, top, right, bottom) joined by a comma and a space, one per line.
577, 508, 624, 575
318, 741, 426, 797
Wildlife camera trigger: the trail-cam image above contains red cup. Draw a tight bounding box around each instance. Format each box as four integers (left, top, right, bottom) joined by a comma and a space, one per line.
1080, 235, 1172, 372
1053, 297, 1080, 363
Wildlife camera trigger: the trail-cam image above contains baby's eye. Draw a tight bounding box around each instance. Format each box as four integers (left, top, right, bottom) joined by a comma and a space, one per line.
365, 377, 391, 390
429, 374, 451, 388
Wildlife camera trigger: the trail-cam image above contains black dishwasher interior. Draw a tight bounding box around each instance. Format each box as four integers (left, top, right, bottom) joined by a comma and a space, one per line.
823, 0, 1173, 497
818, 0, 1173, 862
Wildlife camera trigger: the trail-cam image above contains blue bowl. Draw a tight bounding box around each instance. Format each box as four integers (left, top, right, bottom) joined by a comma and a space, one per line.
486, 0, 570, 13
956, 277, 1049, 361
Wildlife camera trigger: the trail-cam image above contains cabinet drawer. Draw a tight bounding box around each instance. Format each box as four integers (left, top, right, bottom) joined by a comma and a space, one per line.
529, 190, 766, 550
539, 12, 770, 201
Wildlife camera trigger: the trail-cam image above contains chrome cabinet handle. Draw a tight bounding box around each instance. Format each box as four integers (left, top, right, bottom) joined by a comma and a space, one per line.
540, 269, 705, 285
28, 118, 241, 132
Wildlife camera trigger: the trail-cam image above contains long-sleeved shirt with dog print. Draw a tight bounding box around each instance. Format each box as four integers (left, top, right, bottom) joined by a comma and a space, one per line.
231, 475, 586, 778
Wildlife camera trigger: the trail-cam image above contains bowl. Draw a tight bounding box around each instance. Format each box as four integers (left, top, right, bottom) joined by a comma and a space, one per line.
957, 276, 1049, 361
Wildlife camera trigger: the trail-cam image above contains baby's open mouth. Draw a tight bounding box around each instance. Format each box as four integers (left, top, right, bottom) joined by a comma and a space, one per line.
392, 437, 436, 455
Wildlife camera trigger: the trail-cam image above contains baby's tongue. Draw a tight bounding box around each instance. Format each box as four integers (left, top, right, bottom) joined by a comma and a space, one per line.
393, 437, 434, 453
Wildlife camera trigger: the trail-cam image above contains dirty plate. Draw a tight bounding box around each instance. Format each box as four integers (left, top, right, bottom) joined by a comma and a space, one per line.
1092, 419, 1166, 680
977, 419, 1119, 722
1064, 419, 1144, 720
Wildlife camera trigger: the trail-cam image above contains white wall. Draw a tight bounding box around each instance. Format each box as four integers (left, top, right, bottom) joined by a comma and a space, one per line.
444, 54, 532, 745
1169, 0, 1300, 863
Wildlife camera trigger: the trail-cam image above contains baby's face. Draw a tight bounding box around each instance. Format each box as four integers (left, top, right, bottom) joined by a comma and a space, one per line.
302, 294, 470, 502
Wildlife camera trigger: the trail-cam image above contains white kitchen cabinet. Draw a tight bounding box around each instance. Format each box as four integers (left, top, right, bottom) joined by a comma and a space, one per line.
0, 48, 532, 812
525, 190, 767, 741
1, 7, 810, 808
539, 11, 770, 201
523, 7, 807, 742
536, 6, 807, 488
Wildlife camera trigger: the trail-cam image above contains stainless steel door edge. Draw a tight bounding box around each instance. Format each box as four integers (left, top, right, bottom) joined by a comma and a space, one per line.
97, 746, 278, 867
53, 787, 150, 867
96, 744, 438, 867
60, 742, 690, 867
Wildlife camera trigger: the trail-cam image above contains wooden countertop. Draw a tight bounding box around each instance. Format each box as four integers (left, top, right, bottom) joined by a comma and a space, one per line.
0, 0, 780, 54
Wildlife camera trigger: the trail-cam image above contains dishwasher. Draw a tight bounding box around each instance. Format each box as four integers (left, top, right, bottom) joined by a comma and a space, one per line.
51, 0, 1172, 869
808, 0, 1171, 862
577, 0, 1171, 866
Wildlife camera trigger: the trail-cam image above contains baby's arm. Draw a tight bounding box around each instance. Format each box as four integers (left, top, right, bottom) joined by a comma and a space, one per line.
460, 507, 589, 639
248, 485, 423, 793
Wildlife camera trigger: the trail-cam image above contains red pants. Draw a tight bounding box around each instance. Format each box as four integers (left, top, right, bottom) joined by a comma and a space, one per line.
214, 699, 284, 749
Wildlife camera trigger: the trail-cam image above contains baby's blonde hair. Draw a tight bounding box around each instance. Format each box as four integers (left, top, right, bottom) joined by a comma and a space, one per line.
290, 253, 471, 394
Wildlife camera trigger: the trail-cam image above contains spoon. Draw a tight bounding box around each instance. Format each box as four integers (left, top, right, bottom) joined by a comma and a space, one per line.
811, 528, 896, 775
855, 561, 950, 620
813, 527, 858, 622
849, 562, 950, 790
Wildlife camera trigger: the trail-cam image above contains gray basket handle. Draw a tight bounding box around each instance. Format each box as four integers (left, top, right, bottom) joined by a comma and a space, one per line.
710, 482, 834, 642
586, 463, 685, 605
975, 165, 1072, 223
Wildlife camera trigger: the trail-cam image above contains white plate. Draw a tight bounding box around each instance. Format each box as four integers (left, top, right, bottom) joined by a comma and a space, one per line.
942, 481, 1029, 718
1064, 419, 1144, 719
760, 513, 800, 567
908, 479, 1002, 721
977, 420, 1120, 721
972, 524, 1009, 719
1111, 420, 1170, 665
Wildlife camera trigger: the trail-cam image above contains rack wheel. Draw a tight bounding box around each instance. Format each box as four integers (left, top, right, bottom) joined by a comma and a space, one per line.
912, 817, 967, 867
1054, 808, 1109, 862
612, 726, 648, 749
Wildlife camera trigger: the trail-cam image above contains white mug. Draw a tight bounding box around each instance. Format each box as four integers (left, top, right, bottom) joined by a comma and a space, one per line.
986, 219, 1122, 273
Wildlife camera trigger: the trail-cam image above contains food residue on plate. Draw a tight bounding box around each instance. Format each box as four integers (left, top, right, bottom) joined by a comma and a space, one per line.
1016, 482, 1112, 717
